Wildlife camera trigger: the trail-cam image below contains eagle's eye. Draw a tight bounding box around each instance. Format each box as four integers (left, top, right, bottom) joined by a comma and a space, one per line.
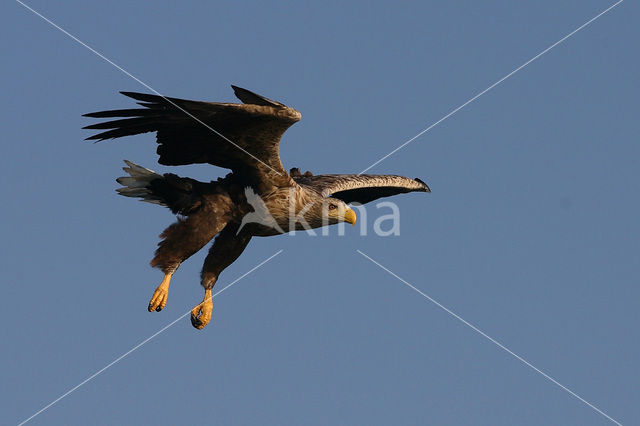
328, 203, 337, 211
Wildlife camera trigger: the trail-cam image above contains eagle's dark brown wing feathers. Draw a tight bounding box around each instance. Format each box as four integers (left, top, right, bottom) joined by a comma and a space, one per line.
83, 108, 160, 119
83, 120, 159, 140
83, 87, 300, 190
84, 87, 430, 201
295, 174, 430, 204
231, 85, 285, 107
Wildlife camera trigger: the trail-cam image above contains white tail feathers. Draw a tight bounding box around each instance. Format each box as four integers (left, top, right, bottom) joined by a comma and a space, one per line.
116, 160, 165, 205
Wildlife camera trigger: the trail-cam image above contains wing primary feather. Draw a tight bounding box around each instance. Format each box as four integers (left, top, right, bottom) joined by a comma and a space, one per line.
82, 109, 158, 118
82, 116, 159, 130
85, 124, 158, 141
120, 92, 195, 108
231, 85, 284, 107
414, 178, 430, 192
120, 91, 163, 103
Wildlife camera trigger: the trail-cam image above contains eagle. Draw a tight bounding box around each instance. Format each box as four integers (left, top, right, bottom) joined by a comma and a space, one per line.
84, 86, 430, 330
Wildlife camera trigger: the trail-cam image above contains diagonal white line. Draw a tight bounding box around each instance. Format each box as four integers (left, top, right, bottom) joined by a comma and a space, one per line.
17, 249, 284, 426
358, 0, 623, 175
15, 0, 284, 176
356, 250, 622, 425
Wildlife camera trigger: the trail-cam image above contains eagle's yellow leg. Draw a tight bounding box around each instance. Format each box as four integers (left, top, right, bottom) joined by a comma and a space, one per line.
190, 289, 213, 330
148, 273, 172, 312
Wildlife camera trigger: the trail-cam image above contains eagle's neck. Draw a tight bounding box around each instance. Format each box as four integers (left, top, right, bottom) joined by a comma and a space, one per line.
261, 183, 325, 231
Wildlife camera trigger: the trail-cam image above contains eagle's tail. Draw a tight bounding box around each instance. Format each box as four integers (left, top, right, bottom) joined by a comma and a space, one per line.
116, 160, 165, 205
116, 160, 203, 215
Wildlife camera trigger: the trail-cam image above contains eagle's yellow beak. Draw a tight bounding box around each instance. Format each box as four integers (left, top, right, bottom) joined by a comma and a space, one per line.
343, 208, 357, 226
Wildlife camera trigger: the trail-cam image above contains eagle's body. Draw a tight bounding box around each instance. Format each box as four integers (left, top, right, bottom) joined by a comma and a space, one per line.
84, 86, 429, 329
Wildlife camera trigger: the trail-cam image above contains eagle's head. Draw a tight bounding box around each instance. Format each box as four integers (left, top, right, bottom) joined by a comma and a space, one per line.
302, 197, 357, 229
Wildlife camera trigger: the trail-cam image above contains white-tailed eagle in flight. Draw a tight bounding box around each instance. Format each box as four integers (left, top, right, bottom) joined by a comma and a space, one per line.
84, 86, 430, 329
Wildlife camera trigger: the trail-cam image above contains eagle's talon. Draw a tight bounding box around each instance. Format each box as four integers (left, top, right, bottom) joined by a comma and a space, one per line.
148, 274, 171, 313
190, 312, 202, 328
190, 290, 213, 330
190, 306, 209, 329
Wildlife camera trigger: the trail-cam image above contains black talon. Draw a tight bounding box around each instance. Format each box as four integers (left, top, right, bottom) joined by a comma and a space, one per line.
190, 314, 201, 328
156, 306, 163, 312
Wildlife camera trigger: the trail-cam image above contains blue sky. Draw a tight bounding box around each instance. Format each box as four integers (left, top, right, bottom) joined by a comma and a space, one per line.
2, 1, 638, 424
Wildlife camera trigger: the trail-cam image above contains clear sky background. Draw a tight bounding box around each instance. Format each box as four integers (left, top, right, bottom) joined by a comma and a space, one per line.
2, 1, 638, 425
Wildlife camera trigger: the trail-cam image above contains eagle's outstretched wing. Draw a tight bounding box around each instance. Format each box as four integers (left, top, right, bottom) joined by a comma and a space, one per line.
295, 174, 430, 204
83, 86, 300, 192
